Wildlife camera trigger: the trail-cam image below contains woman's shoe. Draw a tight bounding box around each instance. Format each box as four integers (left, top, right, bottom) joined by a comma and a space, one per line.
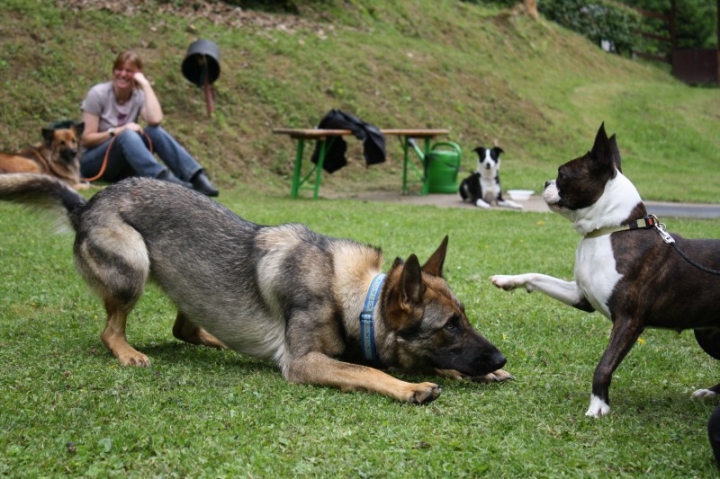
156, 170, 193, 189
191, 171, 219, 197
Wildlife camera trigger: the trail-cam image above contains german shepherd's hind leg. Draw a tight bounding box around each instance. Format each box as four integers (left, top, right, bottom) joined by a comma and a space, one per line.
102, 297, 150, 366
75, 224, 151, 366
172, 312, 228, 349
285, 352, 441, 404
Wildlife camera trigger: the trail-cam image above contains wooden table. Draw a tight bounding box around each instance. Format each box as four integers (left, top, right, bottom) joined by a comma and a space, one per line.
272, 128, 450, 199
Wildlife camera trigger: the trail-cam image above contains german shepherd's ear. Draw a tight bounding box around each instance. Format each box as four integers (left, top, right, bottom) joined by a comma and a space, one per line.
73, 122, 85, 138
41, 128, 55, 146
421, 235, 448, 277
400, 254, 425, 307
608, 134, 622, 173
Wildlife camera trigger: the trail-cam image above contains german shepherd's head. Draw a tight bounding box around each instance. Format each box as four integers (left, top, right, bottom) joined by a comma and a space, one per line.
381, 236, 506, 377
41, 122, 84, 166
0, 122, 86, 188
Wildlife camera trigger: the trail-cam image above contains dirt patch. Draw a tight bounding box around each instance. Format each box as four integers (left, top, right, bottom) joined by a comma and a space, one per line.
328, 190, 551, 212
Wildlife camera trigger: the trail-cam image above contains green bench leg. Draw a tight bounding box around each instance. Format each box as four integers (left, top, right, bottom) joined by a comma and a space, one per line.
290, 139, 305, 199
313, 139, 329, 200
421, 137, 431, 196
402, 137, 410, 195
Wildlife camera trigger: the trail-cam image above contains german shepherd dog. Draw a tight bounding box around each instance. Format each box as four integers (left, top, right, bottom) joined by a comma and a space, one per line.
0, 122, 89, 190
0, 174, 510, 404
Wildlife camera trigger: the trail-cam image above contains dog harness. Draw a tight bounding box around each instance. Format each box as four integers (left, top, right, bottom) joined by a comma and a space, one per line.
360, 273, 386, 362
584, 215, 659, 239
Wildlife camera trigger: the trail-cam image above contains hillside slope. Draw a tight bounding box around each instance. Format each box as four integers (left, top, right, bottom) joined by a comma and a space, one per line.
1, 0, 718, 202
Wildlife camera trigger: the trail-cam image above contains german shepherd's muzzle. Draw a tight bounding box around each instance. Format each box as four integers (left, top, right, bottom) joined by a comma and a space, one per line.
0, 174, 509, 404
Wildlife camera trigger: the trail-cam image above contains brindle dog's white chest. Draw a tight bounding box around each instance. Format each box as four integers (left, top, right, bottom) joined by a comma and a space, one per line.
574, 236, 623, 318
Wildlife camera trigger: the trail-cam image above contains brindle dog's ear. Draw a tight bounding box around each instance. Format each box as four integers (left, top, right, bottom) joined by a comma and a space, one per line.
401, 254, 424, 306
608, 134, 622, 173
590, 123, 612, 169
421, 235, 448, 277
42, 128, 55, 146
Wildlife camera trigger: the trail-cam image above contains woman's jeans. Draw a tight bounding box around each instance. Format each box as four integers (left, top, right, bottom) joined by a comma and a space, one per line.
80, 125, 202, 182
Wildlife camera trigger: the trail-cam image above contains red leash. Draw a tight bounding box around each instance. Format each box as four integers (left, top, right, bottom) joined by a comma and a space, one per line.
83, 130, 153, 182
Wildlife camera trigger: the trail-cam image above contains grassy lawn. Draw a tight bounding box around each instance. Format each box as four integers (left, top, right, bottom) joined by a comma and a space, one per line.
1, 187, 719, 477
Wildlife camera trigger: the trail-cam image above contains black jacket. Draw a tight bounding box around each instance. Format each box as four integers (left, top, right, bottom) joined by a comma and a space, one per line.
311, 109, 386, 173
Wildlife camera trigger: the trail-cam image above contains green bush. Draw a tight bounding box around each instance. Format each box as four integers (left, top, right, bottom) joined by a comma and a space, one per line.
463, 0, 641, 56
539, 0, 642, 55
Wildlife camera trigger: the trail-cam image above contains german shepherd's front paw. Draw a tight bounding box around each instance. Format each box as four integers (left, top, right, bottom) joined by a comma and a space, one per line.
474, 369, 514, 383
117, 351, 151, 367
406, 382, 441, 404
435, 368, 514, 382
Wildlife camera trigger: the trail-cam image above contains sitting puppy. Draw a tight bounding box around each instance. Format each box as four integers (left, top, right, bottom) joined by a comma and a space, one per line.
0, 121, 89, 190
459, 146, 521, 209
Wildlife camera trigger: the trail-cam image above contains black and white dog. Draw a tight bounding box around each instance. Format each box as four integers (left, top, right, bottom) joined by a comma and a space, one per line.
459, 146, 521, 209
491, 124, 720, 417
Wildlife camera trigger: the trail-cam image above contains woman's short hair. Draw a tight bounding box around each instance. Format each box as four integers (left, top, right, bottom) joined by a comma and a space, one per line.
112, 51, 143, 72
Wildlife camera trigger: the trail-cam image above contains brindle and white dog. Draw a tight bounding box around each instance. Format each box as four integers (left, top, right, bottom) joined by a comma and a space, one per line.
491, 124, 720, 417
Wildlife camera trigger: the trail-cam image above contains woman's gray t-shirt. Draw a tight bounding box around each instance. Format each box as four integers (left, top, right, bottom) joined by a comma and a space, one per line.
81, 81, 145, 133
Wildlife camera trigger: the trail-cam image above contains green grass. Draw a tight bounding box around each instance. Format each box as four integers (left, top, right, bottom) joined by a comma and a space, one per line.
1, 0, 719, 203
2, 190, 720, 477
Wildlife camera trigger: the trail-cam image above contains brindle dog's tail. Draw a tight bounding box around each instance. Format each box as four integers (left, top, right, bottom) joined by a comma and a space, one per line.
0, 173, 87, 230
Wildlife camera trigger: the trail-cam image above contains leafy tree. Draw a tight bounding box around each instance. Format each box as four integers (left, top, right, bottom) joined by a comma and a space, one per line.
538, 0, 642, 55
603, 0, 717, 49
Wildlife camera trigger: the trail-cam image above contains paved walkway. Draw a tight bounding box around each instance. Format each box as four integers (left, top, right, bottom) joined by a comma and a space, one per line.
339, 191, 720, 219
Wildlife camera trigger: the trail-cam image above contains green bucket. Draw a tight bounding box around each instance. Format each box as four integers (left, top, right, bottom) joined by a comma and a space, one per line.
426, 142, 462, 194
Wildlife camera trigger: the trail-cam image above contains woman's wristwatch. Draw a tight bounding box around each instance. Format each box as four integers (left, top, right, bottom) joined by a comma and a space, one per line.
108, 127, 116, 137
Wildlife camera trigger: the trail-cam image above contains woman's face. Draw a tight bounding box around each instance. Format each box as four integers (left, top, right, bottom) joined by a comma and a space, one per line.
113, 61, 138, 90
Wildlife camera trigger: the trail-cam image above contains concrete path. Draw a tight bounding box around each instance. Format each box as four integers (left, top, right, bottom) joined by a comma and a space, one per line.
339, 191, 720, 219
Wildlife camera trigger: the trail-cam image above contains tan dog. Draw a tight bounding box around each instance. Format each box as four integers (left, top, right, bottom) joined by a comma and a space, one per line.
0, 122, 89, 190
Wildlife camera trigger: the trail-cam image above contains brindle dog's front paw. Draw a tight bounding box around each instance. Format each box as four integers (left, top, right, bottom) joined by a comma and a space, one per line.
407, 382, 441, 404
490, 275, 520, 290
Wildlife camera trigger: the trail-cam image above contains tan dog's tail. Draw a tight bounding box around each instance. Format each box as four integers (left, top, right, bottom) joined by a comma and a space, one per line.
0, 172, 86, 230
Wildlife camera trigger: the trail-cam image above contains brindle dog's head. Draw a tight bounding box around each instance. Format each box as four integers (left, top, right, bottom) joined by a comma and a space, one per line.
42, 122, 84, 165
381, 236, 506, 376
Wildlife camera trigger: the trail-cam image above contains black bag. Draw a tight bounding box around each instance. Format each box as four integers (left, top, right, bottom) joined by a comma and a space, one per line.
311, 109, 386, 173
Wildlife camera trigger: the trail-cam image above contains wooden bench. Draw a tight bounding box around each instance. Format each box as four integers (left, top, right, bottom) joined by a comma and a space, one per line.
273, 128, 450, 199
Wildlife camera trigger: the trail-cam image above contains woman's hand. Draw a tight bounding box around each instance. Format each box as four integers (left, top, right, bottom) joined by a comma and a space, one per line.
122, 122, 144, 134
135, 72, 163, 125
133, 71, 151, 89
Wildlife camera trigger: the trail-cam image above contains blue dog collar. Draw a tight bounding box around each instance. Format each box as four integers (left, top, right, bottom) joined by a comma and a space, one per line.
360, 273, 386, 362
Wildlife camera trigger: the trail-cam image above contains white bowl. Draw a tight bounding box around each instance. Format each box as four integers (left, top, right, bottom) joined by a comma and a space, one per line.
507, 189, 534, 201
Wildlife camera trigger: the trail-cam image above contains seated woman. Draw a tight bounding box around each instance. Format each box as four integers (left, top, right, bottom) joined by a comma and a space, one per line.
80, 50, 218, 197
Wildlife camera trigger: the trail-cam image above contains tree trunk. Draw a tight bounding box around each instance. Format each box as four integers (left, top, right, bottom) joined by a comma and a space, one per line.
525, 0, 539, 19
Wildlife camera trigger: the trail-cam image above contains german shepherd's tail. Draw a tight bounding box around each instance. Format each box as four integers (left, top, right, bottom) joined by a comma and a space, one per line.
0, 173, 87, 230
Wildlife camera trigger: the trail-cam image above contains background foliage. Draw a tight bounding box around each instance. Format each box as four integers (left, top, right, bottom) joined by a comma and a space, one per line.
1, 0, 719, 204
624, 0, 718, 49
539, 0, 641, 54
